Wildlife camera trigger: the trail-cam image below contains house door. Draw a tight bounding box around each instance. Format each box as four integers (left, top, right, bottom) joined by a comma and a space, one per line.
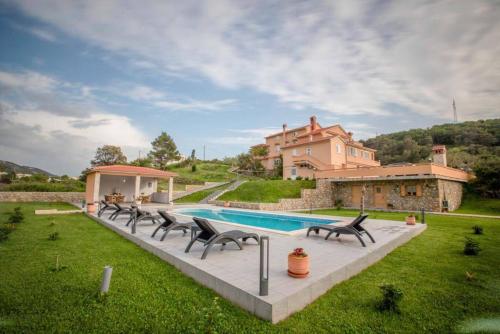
351, 186, 362, 207
374, 185, 387, 208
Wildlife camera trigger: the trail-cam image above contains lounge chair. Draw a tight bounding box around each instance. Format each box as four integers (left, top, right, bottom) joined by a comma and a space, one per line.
126, 207, 159, 226
151, 211, 192, 241
306, 214, 375, 247
97, 200, 117, 217
185, 217, 260, 259
109, 203, 136, 221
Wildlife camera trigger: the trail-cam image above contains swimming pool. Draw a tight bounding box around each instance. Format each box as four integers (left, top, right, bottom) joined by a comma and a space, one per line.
175, 208, 338, 232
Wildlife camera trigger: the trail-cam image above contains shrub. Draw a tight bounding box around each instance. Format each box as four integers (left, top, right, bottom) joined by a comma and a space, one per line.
191, 164, 197, 172
472, 225, 483, 235
464, 237, 481, 255
304, 177, 309, 180
296, 176, 303, 180
334, 199, 343, 210
0, 223, 16, 242
48, 232, 59, 241
378, 284, 403, 313
8, 207, 24, 224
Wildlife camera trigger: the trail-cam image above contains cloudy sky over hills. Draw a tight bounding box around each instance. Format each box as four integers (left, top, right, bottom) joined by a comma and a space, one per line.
1, 0, 499, 175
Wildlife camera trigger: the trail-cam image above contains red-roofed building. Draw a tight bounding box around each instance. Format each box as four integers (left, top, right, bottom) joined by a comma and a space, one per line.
85, 165, 177, 212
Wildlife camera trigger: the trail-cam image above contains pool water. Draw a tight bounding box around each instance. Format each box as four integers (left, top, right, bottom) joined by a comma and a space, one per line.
176, 208, 338, 232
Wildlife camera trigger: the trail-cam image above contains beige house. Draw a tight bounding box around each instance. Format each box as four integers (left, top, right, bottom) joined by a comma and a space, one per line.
253, 116, 380, 179
251, 116, 472, 212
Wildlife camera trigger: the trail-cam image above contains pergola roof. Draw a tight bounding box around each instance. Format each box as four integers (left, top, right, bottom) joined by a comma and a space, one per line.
88, 165, 177, 179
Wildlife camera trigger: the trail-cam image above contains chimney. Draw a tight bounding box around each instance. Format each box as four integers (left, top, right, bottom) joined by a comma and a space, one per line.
310, 116, 317, 131
282, 123, 287, 144
347, 132, 353, 141
432, 145, 447, 166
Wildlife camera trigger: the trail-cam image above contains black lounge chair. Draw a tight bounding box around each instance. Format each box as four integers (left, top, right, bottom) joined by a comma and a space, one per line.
126, 207, 159, 226
185, 217, 260, 259
109, 203, 136, 221
151, 211, 192, 241
98, 200, 117, 217
306, 214, 375, 247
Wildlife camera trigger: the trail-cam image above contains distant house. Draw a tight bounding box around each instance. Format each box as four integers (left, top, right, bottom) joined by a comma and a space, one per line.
251, 116, 471, 212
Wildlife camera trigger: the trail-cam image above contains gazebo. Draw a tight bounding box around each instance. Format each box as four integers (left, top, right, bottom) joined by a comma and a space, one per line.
85, 165, 177, 213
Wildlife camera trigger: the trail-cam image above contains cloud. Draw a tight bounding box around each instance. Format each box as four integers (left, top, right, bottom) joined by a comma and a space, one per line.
7, 0, 500, 119
0, 70, 150, 175
9, 22, 58, 42
153, 98, 236, 111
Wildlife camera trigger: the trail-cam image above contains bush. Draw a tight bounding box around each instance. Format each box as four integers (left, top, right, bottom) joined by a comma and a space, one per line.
8, 207, 24, 224
334, 199, 343, 210
464, 237, 481, 255
48, 232, 59, 241
191, 164, 197, 172
472, 225, 483, 235
378, 284, 403, 313
296, 176, 303, 180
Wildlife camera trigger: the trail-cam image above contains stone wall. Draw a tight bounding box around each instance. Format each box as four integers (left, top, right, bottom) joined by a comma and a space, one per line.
0, 192, 85, 203
332, 178, 463, 212
439, 179, 463, 211
213, 179, 334, 211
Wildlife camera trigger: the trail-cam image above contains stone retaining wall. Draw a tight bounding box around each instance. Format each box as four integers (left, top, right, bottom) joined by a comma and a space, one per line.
214, 179, 334, 211
0, 192, 85, 203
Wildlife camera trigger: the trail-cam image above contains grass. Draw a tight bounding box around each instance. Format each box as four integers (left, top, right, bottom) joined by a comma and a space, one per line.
219, 180, 316, 203
166, 162, 236, 183
1, 203, 500, 333
0, 181, 85, 192
454, 193, 500, 216
174, 184, 229, 204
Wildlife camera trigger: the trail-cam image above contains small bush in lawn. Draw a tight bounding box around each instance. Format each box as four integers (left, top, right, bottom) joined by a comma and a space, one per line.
0, 224, 15, 242
48, 232, 59, 241
7, 207, 24, 224
472, 225, 483, 235
378, 284, 403, 313
296, 176, 303, 180
191, 164, 197, 172
334, 199, 343, 210
464, 237, 481, 256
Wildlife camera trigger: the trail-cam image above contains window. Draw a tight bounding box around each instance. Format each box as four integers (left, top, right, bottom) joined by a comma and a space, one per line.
376, 186, 382, 193
276, 136, 281, 141
349, 147, 357, 157
406, 185, 417, 196
363, 151, 370, 159
309, 135, 313, 141
274, 159, 281, 166
148, 182, 153, 188
306, 147, 312, 156
336, 143, 341, 154
291, 168, 297, 176
293, 131, 298, 137
275, 145, 280, 153
292, 149, 298, 156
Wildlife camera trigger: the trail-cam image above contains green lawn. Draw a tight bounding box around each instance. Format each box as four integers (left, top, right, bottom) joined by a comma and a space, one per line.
455, 193, 500, 216
174, 184, 229, 204
1, 203, 500, 333
219, 180, 316, 203
166, 162, 236, 183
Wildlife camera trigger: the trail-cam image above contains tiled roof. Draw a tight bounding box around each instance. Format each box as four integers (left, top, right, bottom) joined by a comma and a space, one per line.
88, 165, 177, 178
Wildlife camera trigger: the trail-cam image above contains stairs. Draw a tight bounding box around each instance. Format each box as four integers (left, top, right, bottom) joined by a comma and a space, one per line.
199, 179, 246, 204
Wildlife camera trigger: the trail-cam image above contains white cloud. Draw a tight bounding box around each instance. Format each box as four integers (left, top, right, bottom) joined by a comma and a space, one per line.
8, 0, 500, 119
9, 22, 58, 42
0, 70, 58, 93
153, 98, 236, 111
0, 70, 150, 175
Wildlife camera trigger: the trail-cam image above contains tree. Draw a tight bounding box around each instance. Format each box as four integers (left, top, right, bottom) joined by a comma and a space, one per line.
129, 157, 153, 167
91, 145, 127, 167
148, 132, 180, 170
190, 149, 196, 162
472, 156, 500, 198
250, 146, 268, 157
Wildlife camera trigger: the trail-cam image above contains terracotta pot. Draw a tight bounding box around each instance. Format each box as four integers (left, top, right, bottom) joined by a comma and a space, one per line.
288, 254, 309, 278
224, 201, 230, 207
87, 203, 96, 214
406, 216, 416, 225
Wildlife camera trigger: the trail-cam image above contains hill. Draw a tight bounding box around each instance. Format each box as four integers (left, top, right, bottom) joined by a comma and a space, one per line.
0, 160, 56, 176
361, 118, 500, 170
166, 162, 236, 184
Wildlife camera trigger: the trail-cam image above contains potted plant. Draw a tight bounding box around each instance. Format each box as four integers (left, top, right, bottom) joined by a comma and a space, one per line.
405, 214, 416, 225
223, 201, 230, 207
288, 248, 309, 278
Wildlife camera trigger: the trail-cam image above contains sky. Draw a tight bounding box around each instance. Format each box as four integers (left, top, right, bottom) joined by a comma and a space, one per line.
0, 0, 499, 176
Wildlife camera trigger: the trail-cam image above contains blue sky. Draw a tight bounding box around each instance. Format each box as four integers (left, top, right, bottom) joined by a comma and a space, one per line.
0, 0, 499, 175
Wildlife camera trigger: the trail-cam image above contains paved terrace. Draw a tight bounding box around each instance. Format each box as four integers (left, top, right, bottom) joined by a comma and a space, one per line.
89, 205, 426, 323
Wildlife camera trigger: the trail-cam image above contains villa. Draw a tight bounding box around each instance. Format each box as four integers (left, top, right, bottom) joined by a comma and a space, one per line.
252, 116, 471, 212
